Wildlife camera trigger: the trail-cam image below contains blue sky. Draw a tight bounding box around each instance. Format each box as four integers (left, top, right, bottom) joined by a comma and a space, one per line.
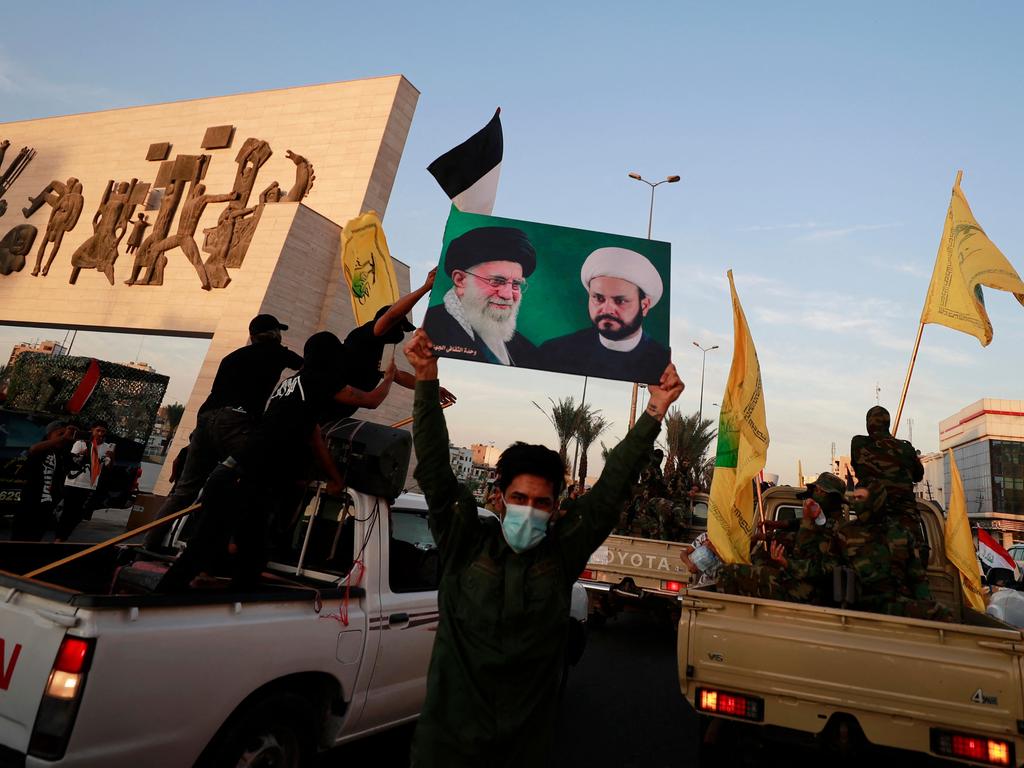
2, 1, 1024, 483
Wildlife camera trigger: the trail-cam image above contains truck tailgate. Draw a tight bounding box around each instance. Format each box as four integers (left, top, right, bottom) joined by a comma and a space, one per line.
680, 592, 1024, 750
587, 535, 689, 591
0, 588, 75, 752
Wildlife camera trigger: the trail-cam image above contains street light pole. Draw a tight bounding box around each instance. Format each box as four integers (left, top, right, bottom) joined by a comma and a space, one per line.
627, 171, 680, 428
692, 341, 719, 423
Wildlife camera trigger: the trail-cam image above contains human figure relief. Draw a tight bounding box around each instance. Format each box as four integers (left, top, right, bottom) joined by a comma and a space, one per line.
144, 182, 238, 290
26, 178, 84, 277
125, 213, 150, 255
70, 181, 127, 285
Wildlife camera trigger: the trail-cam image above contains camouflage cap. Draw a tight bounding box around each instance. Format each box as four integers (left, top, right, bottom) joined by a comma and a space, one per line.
797, 471, 846, 499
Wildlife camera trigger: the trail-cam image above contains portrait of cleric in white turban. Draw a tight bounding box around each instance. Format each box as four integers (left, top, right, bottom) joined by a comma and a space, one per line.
424, 209, 671, 384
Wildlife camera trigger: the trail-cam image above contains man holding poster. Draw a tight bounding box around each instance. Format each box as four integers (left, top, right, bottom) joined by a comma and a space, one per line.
403, 327, 682, 766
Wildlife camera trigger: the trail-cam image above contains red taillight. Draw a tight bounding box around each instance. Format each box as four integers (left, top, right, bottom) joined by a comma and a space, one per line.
29, 636, 94, 760
54, 638, 89, 674
663, 580, 682, 592
696, 687, 763, 722
932, 729, 1013, 766
580, 569, 594, 580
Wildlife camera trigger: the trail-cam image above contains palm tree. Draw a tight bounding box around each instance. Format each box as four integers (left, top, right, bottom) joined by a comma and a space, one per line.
575, 412, 611, 488
663, 409, 717, 493
533, 396, 585, 469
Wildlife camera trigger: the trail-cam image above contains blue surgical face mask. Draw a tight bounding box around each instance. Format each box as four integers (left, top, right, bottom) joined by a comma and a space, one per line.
500, 497, 551, 553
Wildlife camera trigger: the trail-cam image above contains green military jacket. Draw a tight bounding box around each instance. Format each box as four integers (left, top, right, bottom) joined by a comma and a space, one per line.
410, 380, 660, 767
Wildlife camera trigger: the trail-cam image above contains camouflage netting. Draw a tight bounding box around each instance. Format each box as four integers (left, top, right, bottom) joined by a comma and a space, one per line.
5, 353, 169, 442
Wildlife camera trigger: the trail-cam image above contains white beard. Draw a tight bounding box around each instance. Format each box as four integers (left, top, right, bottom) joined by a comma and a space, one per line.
458, 282, 520, 346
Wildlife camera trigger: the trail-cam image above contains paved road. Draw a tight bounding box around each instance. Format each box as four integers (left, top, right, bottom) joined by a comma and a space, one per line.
320, 609, 695, 767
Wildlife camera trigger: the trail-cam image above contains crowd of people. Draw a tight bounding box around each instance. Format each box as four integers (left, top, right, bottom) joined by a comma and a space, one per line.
10, 417, 119, 543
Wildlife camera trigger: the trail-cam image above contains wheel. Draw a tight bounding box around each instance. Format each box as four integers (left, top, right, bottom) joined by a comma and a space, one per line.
198, 691, 316, 768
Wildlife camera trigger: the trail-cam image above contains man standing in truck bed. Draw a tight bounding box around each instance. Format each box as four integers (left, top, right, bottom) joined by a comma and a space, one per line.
851, 405, 932, 603
404, 328, 682, 767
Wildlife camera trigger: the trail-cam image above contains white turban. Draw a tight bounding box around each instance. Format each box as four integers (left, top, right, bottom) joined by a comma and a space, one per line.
580, 247, 663, 307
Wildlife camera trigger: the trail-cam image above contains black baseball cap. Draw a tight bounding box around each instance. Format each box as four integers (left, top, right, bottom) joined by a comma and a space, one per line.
249, 314, 288, 334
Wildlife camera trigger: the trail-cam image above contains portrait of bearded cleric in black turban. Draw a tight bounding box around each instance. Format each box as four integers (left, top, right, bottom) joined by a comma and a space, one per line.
423, 226, 539, 366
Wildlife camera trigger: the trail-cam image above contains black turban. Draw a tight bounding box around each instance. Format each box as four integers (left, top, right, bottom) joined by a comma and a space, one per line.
443, 226, 536, 277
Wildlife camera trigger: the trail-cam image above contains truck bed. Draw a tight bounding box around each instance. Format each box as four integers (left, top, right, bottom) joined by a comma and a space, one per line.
679, 588, 1024, 760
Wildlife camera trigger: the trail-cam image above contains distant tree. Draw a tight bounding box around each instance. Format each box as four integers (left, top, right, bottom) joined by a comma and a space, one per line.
164, 402, 185, 437
663, 409, 717, 493
533, 396, 586, 470
575, 411, 611, 489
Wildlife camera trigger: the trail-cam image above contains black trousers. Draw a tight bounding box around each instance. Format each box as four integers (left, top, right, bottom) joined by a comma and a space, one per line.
157, 465, 295, 591
55, 486, 98, 541
144, 407, 253, 549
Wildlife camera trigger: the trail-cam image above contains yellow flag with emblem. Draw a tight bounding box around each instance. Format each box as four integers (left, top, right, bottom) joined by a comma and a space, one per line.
341, 211, 401, 326
944, 449, 986, 612
920, 172, 1024, 346
707, 271, 769, 565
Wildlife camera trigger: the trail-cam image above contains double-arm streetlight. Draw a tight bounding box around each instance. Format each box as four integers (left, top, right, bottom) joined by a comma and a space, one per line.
627, 171, 681, 428
693, 341, 719, 423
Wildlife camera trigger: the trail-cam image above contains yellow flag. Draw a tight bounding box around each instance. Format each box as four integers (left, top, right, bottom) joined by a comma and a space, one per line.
920, 172, 1024, 346
944, 449, 986, 612
341, 211, 401, 327
707, 271, 769, 564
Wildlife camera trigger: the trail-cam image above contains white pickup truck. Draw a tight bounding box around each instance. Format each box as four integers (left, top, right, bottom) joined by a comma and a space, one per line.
0, 484, 443, 768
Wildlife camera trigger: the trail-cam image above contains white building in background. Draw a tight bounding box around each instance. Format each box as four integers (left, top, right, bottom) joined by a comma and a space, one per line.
6, 339, 67, 367
472, 443, 501, 467
449, 445, 473, 482
916, 451, 944, 503
938, 399, 1024, 546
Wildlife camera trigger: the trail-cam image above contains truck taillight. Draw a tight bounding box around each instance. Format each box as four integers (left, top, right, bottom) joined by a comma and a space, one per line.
580, 569, 594, 580
932, 729, 1014, 766
696, 687, 763, 722
29, 636, 95, 761
662, 580, 682, 592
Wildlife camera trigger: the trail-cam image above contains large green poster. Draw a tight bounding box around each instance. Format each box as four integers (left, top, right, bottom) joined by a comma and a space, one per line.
423, 208, 671, 384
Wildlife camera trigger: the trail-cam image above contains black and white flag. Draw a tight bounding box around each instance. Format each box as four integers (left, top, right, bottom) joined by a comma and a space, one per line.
427, 108, 502, 215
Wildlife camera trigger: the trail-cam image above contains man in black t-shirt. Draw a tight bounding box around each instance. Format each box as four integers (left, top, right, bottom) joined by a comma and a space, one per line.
322, 268, 456, 429
11, 421, 77, 541
146, 314, 304, 549
159, 332, 397, 590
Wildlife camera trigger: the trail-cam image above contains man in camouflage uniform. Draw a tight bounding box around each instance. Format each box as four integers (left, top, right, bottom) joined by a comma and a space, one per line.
839, 482, 952, 621
720, 472, 844, 604
850, 406, 932, 602
617, 448, 669, 537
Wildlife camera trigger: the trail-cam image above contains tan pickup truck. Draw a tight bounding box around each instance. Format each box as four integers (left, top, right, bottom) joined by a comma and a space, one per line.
678, 485, 1024, 767
580, 494, 709, 620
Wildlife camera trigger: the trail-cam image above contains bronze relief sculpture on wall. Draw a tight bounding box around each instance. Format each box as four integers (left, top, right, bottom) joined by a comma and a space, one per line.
0, 131, 315, 289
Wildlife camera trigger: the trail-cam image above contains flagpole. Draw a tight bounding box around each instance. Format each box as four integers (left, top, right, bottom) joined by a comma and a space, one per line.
892, 321, 924, 436
894, 171, 964, 437
755, 472, 766, 527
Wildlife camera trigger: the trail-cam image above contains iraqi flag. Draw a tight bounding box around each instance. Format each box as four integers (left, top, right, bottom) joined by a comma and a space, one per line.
427, 108, 502, 215
978, 528, 1021, 580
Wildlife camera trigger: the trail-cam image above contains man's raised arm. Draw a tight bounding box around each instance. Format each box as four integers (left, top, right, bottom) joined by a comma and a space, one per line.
559, 363, 684, 575
405, 330, 475, 553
